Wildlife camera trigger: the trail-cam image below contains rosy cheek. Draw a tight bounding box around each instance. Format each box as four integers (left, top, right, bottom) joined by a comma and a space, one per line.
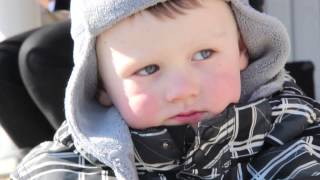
123, 92, 160, 128
130, 94, 158, 116
203, 72, 241, 114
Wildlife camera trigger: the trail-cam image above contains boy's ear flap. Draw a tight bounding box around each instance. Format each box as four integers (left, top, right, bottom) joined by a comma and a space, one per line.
96, 76, 112, 107
97, 89, 113, 107
238, 34, 249, 70
96, 71, 113, 107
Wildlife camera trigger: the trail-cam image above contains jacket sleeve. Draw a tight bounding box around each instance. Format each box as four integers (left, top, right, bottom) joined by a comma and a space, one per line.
10, 122, 116, 180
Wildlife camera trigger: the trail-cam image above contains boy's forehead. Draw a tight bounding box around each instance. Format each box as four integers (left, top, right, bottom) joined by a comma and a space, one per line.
97, 0, 238, 68
98, 0, 237, 50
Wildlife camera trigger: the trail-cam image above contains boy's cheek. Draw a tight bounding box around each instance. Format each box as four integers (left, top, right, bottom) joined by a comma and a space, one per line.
121, 93, 160, 128
129, 93, 158, 116
204, 73, 241, 113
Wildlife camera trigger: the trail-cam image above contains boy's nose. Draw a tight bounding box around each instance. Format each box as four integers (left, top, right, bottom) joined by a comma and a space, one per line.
165, 74, 199, 104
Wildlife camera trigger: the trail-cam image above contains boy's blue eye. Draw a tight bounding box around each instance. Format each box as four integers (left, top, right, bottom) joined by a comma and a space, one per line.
193, 49, 214, 61
135, 64, 159, 76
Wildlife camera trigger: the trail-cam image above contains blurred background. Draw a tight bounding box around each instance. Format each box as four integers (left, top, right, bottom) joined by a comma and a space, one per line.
0, 0, 70, 178
0, 0, 319, 178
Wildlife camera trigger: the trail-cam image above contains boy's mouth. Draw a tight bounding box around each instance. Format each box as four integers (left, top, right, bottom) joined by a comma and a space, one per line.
171, 111, 206, 124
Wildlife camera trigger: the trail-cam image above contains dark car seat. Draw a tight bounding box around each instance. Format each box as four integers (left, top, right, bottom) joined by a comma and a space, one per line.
19, 20, 74, 130
285, 61, 315, 98
0, 28, 55, 148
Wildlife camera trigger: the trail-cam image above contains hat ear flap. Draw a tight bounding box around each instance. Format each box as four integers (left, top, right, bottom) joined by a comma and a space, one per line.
96, 74, 113, 107
96, 88, 113, 107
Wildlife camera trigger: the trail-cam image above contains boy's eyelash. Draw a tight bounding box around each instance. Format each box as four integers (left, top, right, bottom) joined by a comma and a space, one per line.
193, 49, 215, 61
132, 49, 214, 76
134, 64, 159, 76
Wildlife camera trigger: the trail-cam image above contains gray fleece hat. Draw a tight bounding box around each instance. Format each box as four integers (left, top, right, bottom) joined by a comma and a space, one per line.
65, 0, 290, 179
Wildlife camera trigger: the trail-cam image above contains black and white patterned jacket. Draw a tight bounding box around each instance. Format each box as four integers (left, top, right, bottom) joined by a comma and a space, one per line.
11, 80, 320, 179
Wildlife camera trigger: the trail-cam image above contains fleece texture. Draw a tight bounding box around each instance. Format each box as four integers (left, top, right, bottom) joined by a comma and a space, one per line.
64, 0, 290, 179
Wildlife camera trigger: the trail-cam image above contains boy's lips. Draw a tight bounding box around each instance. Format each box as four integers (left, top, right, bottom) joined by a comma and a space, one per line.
170, 111, 206, 124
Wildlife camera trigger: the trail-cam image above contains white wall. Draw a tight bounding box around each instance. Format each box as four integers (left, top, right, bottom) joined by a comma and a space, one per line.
265, 0, 320, 101
0, 0, 41, 40
0, 31, 5, 41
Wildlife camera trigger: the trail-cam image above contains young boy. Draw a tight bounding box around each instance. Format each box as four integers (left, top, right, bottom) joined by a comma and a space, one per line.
12, 0, 320, 179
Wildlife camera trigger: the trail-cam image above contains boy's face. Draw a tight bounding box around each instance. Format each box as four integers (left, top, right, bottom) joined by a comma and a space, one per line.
96, 0, 248, 129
